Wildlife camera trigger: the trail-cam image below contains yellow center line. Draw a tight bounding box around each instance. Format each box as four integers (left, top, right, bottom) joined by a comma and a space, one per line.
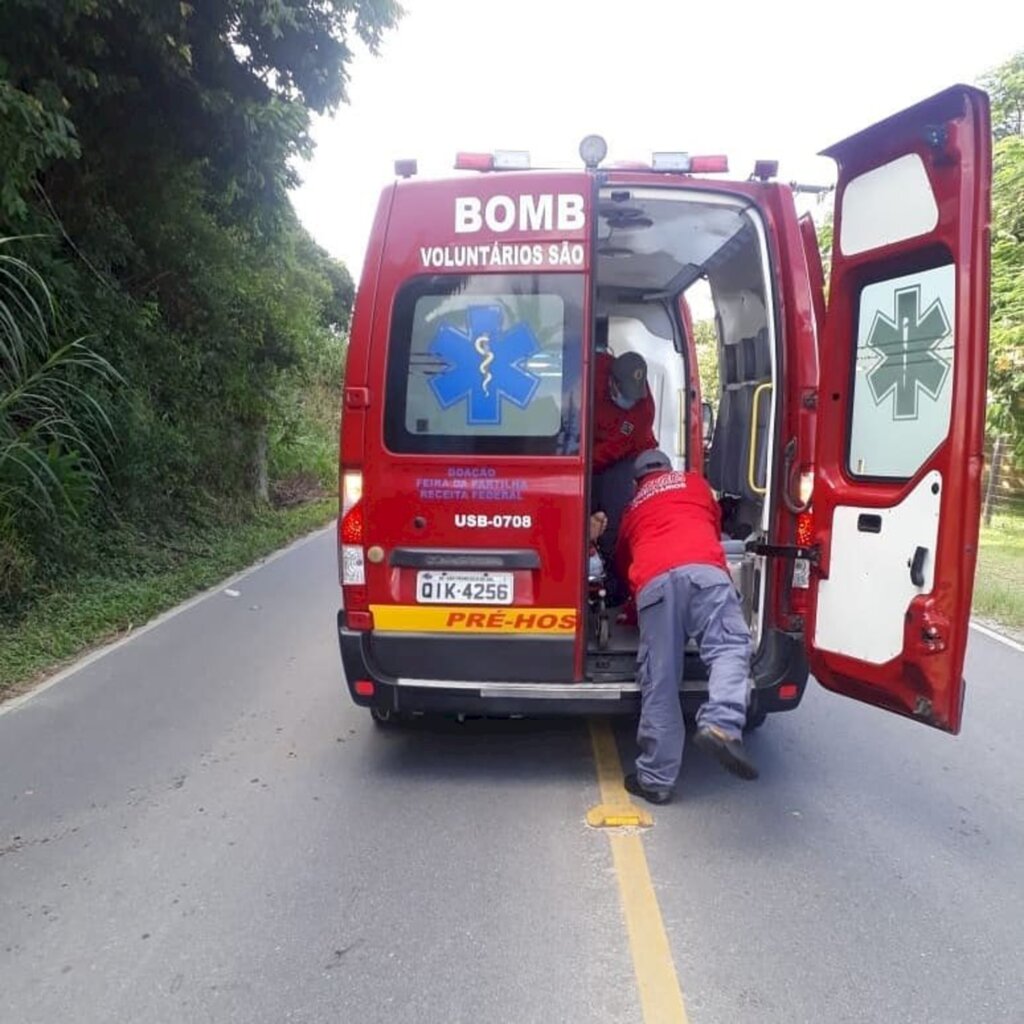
588, 717, 690, 1024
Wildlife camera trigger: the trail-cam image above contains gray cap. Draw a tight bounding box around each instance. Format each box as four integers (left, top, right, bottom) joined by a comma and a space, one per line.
633, 448, 672, 480
611, 351, 648, 402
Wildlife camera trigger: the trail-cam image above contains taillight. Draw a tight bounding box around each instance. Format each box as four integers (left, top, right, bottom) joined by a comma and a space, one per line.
795, 510, 813, 549
340, 502, 364, 545
339, 470, 365, 586
790, 509, 813, 616
341, 469, 362, 517
797, 470, 814, 509
339, 470, 371, 630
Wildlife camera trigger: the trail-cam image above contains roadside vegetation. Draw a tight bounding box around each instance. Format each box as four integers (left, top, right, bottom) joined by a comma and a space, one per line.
976, 505, 1024, 634
975, 53, 1024, 633
0, 497, 334, 696
0, 2, 401, 693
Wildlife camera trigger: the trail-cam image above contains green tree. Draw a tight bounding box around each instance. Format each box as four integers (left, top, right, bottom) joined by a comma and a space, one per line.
0, 0, 400, 602
988, 134, 1024, 456
816, 211, 833, 289
0, 1, 401, 222
982, 53, 1024, 458
693, 319, 720, 407
982, 52, 1024, 140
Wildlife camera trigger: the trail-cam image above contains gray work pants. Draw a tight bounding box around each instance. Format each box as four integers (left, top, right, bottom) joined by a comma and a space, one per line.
634, 564, 751, 790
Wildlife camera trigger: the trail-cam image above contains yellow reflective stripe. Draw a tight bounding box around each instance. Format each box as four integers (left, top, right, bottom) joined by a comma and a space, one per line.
370, 605, 577, 634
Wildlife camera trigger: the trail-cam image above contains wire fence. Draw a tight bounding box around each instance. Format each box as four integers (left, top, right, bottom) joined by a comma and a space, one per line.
982, 435, 1023, 527
976, 436, 1021, 632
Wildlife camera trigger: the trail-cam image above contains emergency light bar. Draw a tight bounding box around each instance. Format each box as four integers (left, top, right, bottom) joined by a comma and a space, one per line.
651, 153, 730, 173
455, 152, 493, 171
495, 149, 530, 169
651, 152, 689, 172
454, 150, 531, 171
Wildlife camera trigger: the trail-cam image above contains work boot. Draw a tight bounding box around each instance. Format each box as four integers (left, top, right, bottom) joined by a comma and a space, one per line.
624, 773, 672, 805
694, 725, 759, 780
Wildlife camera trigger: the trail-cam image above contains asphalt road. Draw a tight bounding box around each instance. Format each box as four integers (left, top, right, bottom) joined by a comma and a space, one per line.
2, 527, 1022, 1024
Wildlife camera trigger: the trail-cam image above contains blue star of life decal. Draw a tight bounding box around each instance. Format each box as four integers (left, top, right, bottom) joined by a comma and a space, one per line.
428, 305, 541, 425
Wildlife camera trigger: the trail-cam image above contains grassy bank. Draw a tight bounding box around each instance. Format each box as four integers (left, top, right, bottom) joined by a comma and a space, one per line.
0, 497, 336, 698
974, 510, 1024, 635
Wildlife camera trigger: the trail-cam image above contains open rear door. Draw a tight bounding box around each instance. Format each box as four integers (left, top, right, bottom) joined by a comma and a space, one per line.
806, 85, 991, 733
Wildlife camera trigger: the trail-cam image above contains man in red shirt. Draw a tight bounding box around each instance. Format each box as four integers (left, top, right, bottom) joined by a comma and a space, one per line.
592, 350, 657, 472
611, 448, 758, 804
590, 349, 657, 593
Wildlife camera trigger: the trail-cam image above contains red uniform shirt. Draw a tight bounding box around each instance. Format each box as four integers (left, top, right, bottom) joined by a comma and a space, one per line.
615, 470, 726, 597
592, 352, 657, 473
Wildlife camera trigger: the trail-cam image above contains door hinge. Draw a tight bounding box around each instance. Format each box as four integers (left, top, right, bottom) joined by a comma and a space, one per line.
746, 542, 820, 564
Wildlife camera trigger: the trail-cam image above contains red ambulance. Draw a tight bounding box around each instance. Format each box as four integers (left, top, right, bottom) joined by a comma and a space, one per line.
336, 85, 991, 734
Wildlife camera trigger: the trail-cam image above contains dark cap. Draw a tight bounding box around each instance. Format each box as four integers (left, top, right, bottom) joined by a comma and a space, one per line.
633, 448, 672, 481
611, 351, 648, 402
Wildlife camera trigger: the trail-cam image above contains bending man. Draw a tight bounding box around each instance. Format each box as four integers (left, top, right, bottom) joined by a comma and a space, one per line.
613, 448, 758, 804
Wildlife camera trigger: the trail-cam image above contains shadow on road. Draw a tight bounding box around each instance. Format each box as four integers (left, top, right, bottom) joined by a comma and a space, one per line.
342, 711, 802, 805
350, 713, 601, 788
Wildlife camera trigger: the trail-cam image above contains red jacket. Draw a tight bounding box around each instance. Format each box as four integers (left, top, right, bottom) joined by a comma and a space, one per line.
615, 470, 726, 597
592, 352, 657, 472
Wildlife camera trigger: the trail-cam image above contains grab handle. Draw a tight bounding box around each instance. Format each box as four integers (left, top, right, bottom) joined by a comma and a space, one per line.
747, 383, 773, 496
910, 546, 928, 587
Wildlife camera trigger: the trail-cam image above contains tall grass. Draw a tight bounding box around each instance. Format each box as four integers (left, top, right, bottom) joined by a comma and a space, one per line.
975, 509, 1024, 632
0, 237, 121, 600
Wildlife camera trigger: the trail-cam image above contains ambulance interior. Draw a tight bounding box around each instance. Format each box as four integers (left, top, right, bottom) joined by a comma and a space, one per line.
588, 188, 776, 680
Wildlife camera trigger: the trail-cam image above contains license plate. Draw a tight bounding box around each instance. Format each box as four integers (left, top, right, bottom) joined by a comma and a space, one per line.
792, 558, 810, 589
416, 571, 514, 605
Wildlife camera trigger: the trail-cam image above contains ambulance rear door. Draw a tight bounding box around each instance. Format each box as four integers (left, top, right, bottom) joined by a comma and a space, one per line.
804, 85, 991, 733
360, 172, 594, 685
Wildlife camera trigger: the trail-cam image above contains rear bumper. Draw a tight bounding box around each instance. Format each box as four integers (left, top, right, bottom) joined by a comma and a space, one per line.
337, 612, 808, 717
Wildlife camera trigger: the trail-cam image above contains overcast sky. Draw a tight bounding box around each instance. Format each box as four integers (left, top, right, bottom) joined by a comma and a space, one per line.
290, 0, 1016, 279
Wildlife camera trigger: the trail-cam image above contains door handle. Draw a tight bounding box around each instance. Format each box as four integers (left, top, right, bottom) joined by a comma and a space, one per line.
909, 546, 928, 586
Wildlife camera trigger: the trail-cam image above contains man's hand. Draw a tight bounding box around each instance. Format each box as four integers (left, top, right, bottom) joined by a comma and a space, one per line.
589, 511, 608, 542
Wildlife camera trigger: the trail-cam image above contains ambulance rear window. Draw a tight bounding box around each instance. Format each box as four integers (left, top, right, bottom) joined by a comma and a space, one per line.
384, 273, 584, 456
